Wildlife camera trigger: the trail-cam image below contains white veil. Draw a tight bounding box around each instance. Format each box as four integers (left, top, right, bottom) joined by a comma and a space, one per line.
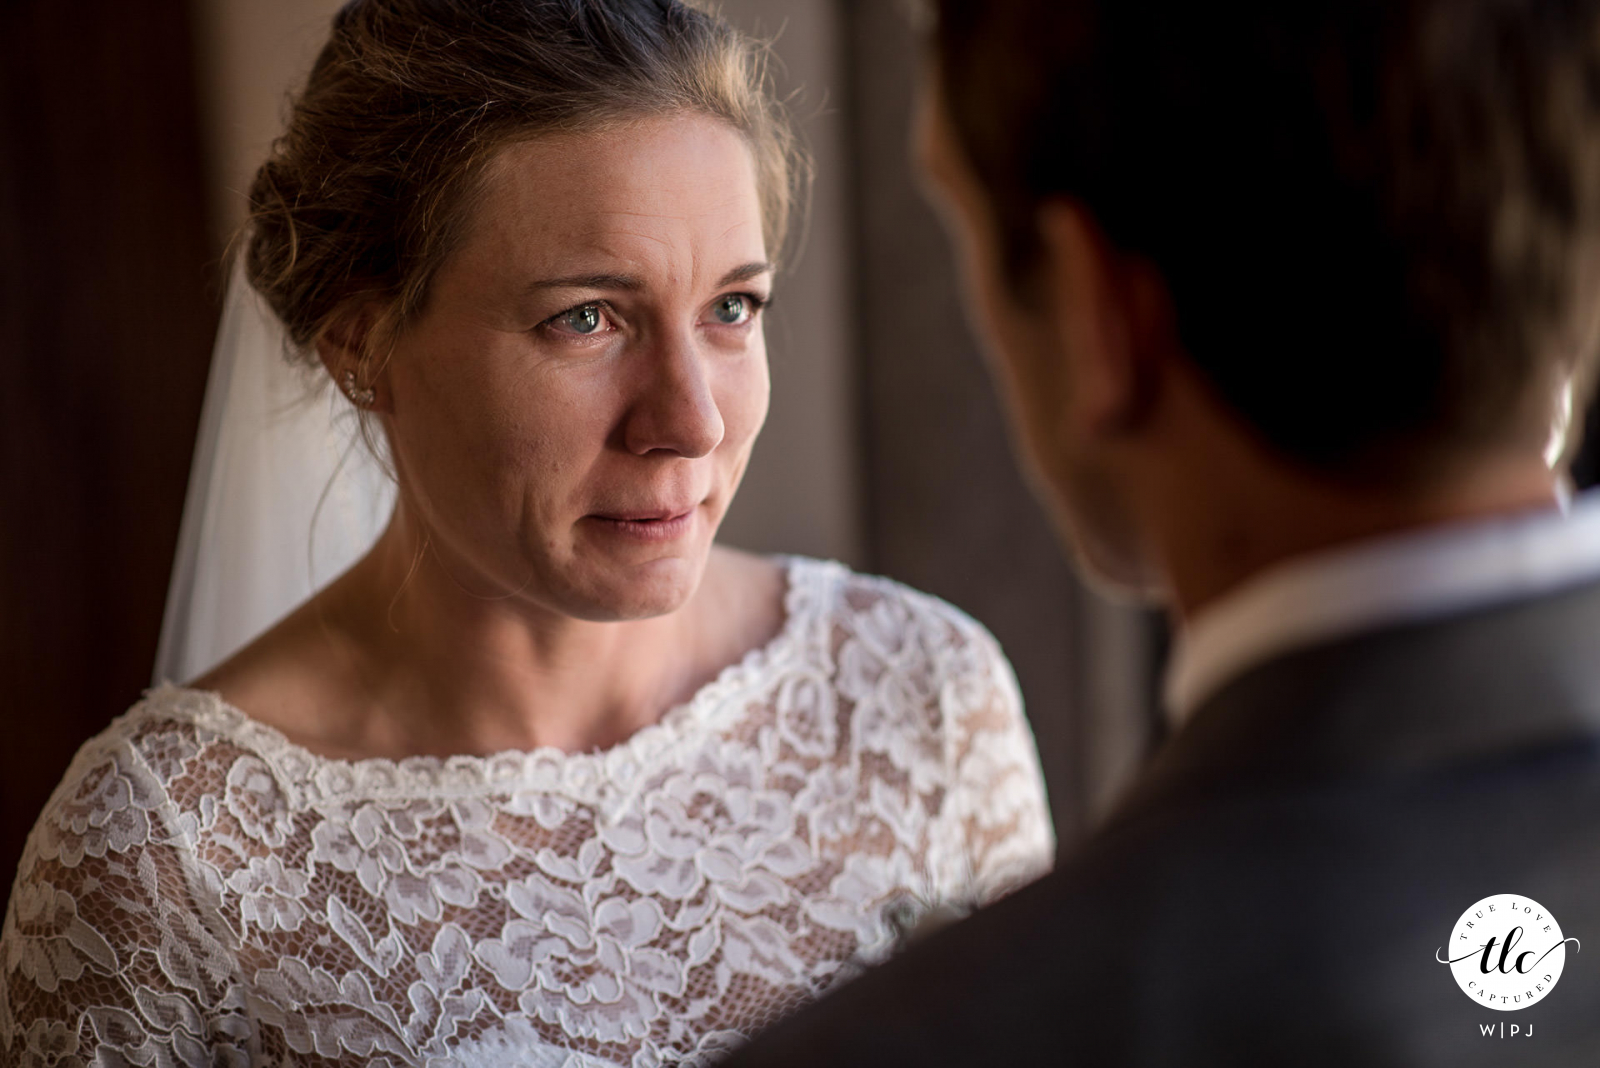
153, 259, 396, 684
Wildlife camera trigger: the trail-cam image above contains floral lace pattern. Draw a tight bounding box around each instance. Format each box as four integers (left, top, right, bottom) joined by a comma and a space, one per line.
0, 558, 1053, 1067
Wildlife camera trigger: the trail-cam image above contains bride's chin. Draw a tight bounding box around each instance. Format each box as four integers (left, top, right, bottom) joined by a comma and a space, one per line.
551, 552, 708, 623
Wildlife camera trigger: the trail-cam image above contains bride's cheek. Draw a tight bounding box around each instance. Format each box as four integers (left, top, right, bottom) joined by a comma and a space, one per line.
721, 351, 772, 453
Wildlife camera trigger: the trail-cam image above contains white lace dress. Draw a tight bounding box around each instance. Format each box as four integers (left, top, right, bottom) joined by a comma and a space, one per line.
0, 558, 1053, 1068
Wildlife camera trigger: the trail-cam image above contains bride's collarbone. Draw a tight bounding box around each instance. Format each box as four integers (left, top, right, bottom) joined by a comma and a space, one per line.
189, 550, 789, 762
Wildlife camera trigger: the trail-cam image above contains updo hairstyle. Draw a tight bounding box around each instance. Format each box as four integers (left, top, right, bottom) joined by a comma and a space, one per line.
246, 0, 801, 361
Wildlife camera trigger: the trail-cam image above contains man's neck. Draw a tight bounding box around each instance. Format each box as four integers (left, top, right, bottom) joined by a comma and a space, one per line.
1151, 452, 1562, 625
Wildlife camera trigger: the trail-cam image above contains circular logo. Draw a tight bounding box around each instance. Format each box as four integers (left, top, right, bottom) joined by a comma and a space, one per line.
1437, 894, 1579, 1010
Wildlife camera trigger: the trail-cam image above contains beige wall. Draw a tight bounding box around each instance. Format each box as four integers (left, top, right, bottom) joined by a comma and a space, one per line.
714, 0, 864, 566
188, 0, 864, 566
190, 0, 343, 244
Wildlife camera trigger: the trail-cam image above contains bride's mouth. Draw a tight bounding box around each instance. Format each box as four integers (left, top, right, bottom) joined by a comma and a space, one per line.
585, 507, 698, 542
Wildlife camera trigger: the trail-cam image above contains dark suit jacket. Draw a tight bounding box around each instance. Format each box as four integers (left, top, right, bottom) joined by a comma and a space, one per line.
723, 578, 1600, 1065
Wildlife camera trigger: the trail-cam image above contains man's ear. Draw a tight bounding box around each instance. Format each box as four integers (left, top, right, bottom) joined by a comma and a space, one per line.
1036, 201, 1169, 441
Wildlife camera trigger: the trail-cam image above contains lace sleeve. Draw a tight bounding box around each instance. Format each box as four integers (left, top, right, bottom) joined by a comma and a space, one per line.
1, 729, 251, 1067
942, 622, 1056, 905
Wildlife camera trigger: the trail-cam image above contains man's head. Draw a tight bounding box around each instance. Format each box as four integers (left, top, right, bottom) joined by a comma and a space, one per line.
921, 0, 1600, 601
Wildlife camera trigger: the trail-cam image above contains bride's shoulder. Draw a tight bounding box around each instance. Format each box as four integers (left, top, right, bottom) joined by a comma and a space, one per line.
783, 555, 1012, 679
23, 686, 272, 866
59, 685, 262, 788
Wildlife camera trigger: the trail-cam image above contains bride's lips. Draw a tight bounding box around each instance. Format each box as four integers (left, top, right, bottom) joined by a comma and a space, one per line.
585, 504, 699, 543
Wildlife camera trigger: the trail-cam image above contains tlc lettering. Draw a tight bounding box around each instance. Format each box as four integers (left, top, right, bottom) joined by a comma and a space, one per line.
1436, 898, 1580, 1007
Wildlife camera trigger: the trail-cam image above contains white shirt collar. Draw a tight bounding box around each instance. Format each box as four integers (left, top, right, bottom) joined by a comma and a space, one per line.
1165, 489, 1600, 725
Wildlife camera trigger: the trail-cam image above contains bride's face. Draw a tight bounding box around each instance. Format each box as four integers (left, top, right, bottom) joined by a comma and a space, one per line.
378, 113, 772, 620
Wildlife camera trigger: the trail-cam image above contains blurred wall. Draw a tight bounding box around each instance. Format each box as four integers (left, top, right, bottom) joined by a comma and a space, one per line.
192, 0, 344, 247
714, 0, 865, 566
840, 1, 1159, 840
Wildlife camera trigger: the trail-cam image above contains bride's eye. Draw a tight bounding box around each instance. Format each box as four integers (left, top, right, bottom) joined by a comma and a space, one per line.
708, 293, 764, 326
544, 303, 612, 337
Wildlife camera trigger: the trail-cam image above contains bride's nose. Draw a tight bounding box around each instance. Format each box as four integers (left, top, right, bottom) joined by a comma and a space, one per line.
620, 327, 725, 458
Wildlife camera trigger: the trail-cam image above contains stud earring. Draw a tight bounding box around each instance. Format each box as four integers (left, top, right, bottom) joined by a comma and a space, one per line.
341, 370, 376, 408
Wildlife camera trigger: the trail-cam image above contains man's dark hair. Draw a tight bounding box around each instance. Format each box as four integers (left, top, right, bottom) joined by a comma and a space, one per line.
934, 0, 1600, 478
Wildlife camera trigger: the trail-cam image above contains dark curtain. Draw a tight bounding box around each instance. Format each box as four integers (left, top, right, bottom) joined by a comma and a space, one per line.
0, 0, 217, 894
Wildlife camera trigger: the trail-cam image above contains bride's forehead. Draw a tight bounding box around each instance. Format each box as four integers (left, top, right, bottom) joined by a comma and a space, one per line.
472, 117, 761, 233
449, 121, 765, 285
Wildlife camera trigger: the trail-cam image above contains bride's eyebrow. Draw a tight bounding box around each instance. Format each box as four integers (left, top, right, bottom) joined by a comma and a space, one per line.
717, 261, 774, 287
525, 261, 773, 294
526, 272, 644, 293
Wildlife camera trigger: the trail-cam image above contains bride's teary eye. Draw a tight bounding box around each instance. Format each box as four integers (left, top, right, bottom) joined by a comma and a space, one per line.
707, 293, 768, 326
541, 302, 615, 338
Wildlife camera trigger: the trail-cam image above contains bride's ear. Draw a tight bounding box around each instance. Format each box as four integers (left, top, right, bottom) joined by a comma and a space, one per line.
315, 302, 392, 413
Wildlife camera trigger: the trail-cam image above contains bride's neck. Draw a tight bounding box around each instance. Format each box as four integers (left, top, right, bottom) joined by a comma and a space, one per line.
318, 514, 713, 758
